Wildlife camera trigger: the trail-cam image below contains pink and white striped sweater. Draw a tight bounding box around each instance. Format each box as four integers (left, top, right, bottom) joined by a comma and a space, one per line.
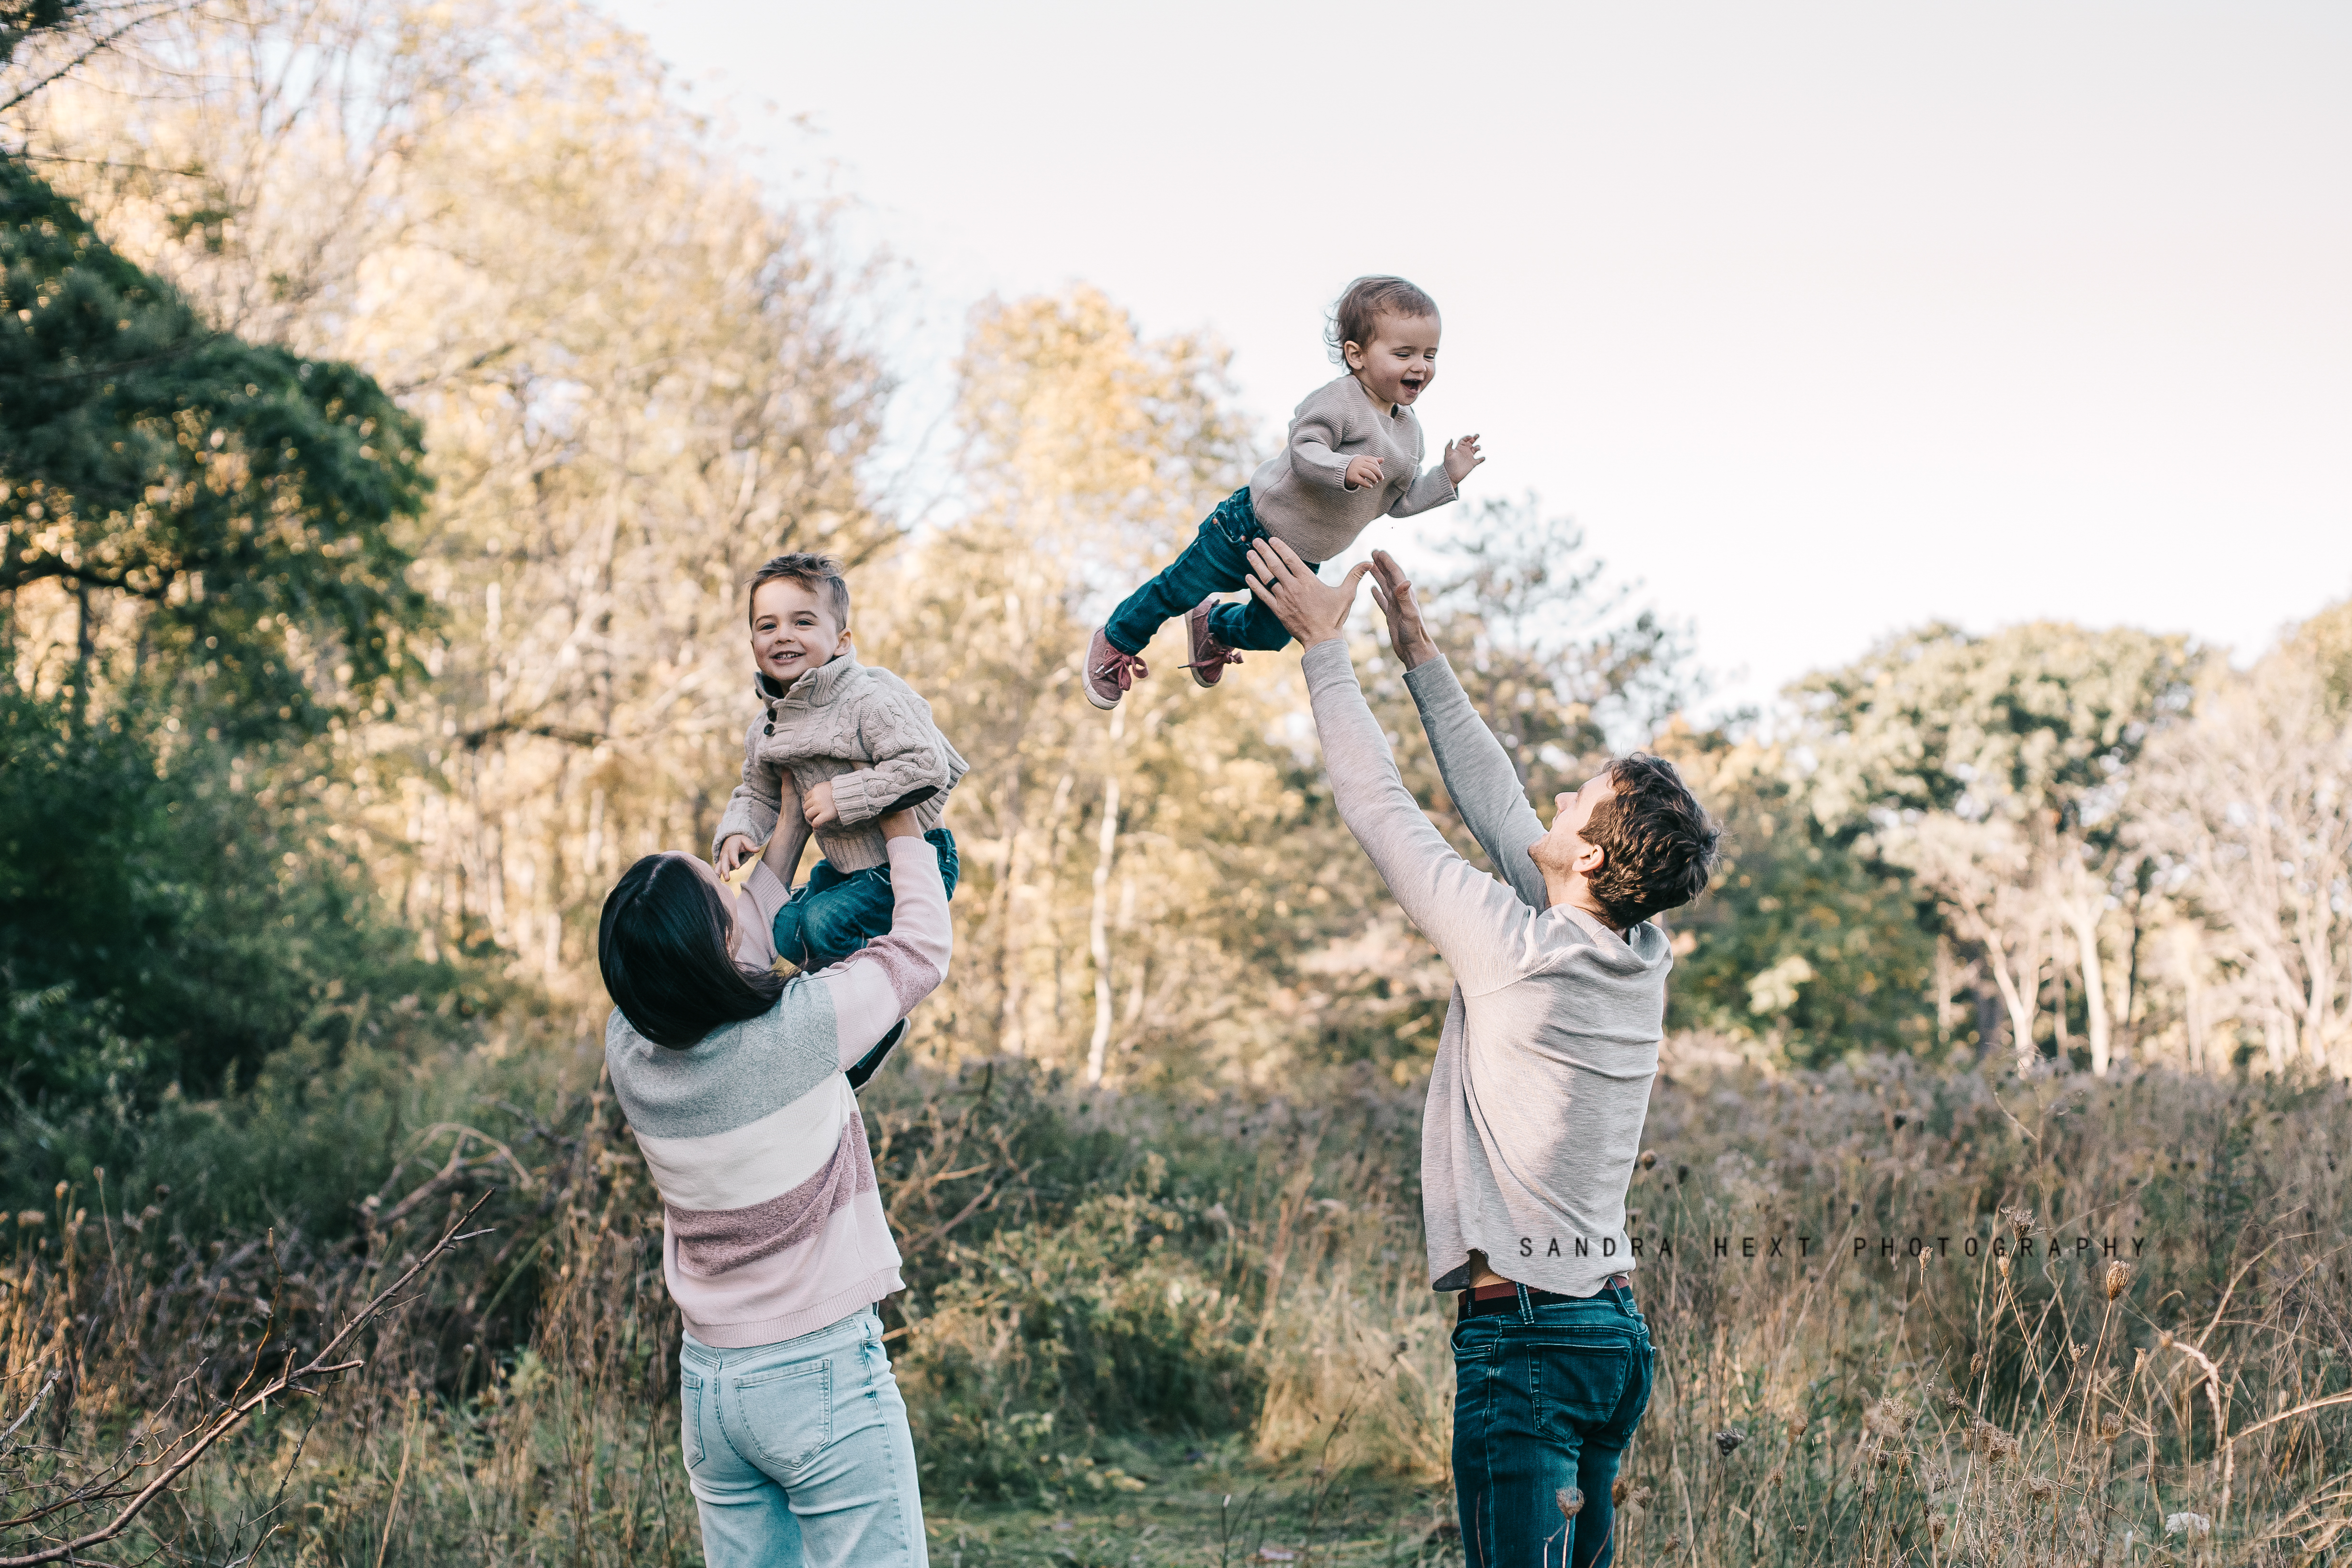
604, 836, 952, 1348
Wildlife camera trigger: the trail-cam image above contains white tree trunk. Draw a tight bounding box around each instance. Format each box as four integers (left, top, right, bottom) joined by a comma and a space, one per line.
1085, 714, 1124, 1085
2063, 900, 2112, 1076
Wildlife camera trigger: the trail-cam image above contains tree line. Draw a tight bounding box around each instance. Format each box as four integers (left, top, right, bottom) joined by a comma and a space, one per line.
3, 0, 2346, 1162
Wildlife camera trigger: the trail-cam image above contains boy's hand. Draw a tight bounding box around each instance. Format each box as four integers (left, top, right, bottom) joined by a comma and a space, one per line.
715, 835, 756, 876
803, 779, 840, 828
1369, 551, 1440, 671
1443, 434, 1484, 485
1244, 536, 1371, 648
1342, 454, 1384, 491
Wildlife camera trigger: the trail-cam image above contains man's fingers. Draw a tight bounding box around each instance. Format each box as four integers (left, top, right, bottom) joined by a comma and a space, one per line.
1339, 561, 1373, 598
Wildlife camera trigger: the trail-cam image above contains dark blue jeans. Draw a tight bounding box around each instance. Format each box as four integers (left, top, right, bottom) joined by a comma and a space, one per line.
1102, 488, 1324, 657
1452, 1284, 1656, 1568
772, 829, 959, 971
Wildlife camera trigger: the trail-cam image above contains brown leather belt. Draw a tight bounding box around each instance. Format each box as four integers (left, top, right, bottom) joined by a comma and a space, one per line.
1458, 1274, 1632, 1318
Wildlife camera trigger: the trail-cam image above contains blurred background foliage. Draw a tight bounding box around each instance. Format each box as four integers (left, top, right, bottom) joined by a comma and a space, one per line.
3, 0, 2349, 1192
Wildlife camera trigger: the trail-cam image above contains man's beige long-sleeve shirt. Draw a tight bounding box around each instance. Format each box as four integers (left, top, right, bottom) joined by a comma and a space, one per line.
1302, 640, 1672, 1296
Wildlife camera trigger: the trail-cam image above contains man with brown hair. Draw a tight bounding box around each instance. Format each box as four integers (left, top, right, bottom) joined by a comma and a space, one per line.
1242, 536, 1719, 1568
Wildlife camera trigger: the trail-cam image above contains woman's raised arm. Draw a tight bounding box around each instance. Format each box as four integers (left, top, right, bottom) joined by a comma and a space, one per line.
808, 809, 952, 1070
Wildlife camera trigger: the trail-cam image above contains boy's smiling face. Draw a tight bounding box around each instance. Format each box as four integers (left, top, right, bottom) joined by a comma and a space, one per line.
750, 577, 851, 686
1344, 312, 1441, 410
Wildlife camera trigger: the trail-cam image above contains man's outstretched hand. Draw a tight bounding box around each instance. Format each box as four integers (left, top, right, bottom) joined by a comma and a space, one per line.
1369, 550, 1440, 671
1245, 536, 1371, 648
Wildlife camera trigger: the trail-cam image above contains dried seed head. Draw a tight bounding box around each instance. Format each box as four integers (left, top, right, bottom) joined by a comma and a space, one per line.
1930, 1517, 1948, 1540
1864, 1395, 1917, 1440
1787, 1413, 1810, 1439
1969, 1350, 1988, 1374
1996, 1253, 2011, 1276
1556, 1487, 1584, 1520
2105, 1260, 2132, 1300
2157, 1330, 2174, 1351
1640, 1149, 1658, 1169
2099, 1410, 2126, 1443
2027, 1475, 2057, 1500
1665, 1536, 1682, 1553
1762, 1464, 1787, 1489
2000, 1204, 2035, 1235
2163, 1512, 2211, 1539
1713, 1428, 1746, 1457
1791, 1524, 1810, 1539
1863, 1472, 1879, 1498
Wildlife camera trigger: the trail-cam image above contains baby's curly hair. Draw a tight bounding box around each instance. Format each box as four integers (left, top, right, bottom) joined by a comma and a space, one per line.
1326, 275, 1440, 365
1581, 754, 1722, 930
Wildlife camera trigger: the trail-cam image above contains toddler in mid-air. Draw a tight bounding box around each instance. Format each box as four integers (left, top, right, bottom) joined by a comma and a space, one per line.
1083, 275, 1485, 709
713, 553, 966, 1079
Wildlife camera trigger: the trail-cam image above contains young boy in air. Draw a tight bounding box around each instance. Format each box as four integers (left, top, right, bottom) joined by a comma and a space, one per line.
1082, 274, 1486, 710
712, 553, 966, 1078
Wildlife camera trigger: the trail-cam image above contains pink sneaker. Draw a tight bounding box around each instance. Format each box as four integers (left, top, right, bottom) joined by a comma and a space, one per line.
1182, 598, 1243, 688
1084, 627, 1148, 711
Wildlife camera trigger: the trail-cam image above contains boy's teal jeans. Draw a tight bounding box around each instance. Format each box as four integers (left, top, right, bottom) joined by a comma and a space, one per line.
681, 1309, 928, 1568
773, 829, 959, 971
1452, 1282, 1656, 1568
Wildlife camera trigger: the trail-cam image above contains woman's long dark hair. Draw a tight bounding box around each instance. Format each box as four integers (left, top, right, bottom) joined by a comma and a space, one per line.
598, 854, 787, 1048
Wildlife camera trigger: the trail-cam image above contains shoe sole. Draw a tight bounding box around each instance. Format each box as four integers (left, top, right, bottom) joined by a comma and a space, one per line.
1187, 602, 1223, 689
1085, 679, 1122, 711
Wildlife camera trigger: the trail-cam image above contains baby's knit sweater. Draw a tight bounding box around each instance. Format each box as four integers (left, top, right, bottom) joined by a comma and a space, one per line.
714, 652, 968, 876
1246, 374, 1459, 562
605, 837, 951, 1346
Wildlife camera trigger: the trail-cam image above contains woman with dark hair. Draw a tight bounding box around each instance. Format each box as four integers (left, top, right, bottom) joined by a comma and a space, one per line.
598, 801, 948, 1568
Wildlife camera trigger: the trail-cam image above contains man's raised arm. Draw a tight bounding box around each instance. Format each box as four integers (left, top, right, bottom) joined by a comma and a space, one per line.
1371, 552, 1549, 911
1247, 540, 1536, 995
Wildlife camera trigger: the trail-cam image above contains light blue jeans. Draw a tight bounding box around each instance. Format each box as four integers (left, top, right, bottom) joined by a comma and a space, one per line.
680, 1309, 929, 1568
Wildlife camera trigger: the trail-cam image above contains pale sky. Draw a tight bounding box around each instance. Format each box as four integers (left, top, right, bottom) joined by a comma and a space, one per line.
601, 0, 2352, 716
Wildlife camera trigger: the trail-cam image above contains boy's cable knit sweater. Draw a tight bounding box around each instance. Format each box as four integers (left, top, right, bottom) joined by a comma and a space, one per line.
713, 651, 968, 875
1302, 640, 1672, 1297
604, 839, 950, 1347
1246, 374, 1459, 562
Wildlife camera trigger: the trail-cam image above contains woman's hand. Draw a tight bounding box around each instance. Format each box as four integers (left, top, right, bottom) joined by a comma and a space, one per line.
802, 779, 840, 828
1369, 550, 1440, 670
878, 807, 922, 841
714, 834, 756, 876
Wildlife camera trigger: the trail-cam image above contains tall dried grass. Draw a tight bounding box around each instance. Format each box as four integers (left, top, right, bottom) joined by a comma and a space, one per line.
4, 1049, 2347, 1565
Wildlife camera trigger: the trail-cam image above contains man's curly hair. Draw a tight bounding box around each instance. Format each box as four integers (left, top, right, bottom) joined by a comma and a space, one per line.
1581, 754, 1721, 930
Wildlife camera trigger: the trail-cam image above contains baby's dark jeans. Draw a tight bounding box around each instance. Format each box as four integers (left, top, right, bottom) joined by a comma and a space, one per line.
1102, 488, 1325, 657
771, 829, 959, 971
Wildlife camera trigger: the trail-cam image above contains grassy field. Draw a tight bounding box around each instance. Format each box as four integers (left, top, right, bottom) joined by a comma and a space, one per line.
5, 1037, 2349, 1567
